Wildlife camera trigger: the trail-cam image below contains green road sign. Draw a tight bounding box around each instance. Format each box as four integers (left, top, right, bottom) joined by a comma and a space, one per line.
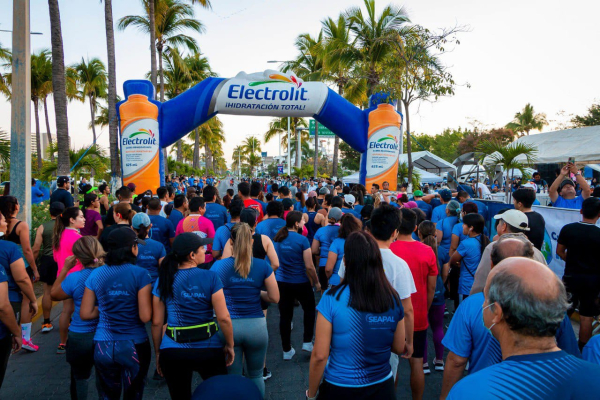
309, 119, 335, 137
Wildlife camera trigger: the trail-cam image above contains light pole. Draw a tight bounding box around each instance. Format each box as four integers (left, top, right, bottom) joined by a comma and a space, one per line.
295, 127, 309, 170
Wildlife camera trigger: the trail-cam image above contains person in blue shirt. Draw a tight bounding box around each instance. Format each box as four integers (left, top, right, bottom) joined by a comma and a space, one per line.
311, 207, 342, 291
549, 163, 591, 209
168, 194, 187, 231
51, 236, 103, 399
304, 197, 321, 245
449, 202, 481, 257
211, 199, 243, 260
151, 233, 234, 400
436, 200, 460, 268
202, 186, 228, 230
412, 190, 432, 220
449, 213, 489, 302
273, 211, 320, 361
256, 201, 286, 240
341, 194, 362, 220
325, 214, 361, 286
132, 213, 166, 285
431, 189, 453, 224
446, 257, 598, 400
583, 334, 600, 365
308, 230, 405, 400
31, 178, 45, 204
211, 223, 279, 397
146, 198, 175, 252
80, 228, 153, 399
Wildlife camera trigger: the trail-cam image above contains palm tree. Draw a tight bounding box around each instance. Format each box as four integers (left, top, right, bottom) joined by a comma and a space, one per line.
40, 144, 109, 183
344, 0, 410, 95
231, 145, 246, 177
70, 58, 108, 144
246, 153, 262, 177
196, 117, 224, 173
48, 0, 71, 176
506, 103, 548, 136
170, 140, 193, 162
118, 0, 206, 102
0, 42, 10, 99
31, 50, 53, 171
103, 0, 121, 178
0, 129, 11, 167
478, 140, 538, 202
242, 136, 261, 156
263, 117, 308, 169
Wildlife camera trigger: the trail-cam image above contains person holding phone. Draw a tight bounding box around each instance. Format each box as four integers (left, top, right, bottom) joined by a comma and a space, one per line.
549, 162, 591, 209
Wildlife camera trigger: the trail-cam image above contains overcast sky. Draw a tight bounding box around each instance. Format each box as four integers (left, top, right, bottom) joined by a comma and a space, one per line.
1, 0, 598, 166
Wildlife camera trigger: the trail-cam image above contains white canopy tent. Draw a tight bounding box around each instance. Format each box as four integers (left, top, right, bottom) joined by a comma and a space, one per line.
398, 151, 456, 174
343, 167, 443, 185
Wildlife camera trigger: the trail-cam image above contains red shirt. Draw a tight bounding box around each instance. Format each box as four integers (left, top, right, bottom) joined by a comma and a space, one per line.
390, 240, 438, 331
244, 198, 264, 221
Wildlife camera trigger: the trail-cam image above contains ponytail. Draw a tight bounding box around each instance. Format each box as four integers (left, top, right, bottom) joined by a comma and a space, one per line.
53, 206, 81, 250
158, 252, 184, 302
418, 221, 439, 272
136, 224, 150, 240
72, 236, 105, 268
462, 213, 489, 257
296, 192, 306, 209
114, 203, 134, 225
231, 223, 253, 279
274, 211, 302, 243
82, 193, 97, 216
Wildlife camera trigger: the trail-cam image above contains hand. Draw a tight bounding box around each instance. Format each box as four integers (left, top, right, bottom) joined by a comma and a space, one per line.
560, 165, 570, 177
315, 283, 322, 292
29, 300, 38, 316
11, 335, 21, 353
64, 255, 78, 271
155, 353, 163, 377
567, 163, 579, 174
401, 342, 414, 359
224, 345, 235, 367
33, 270, 40, 283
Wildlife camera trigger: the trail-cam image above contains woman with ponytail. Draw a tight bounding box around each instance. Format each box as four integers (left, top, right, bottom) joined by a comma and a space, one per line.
53, 206, 86, 354
51, 236, 104, 399
274, 211, 320, 361
80, 193, 103, 238
132, 213, 166, 285
211, 223, 279, 397
151, 233, 234, 400
99, 202, 134, 250
418, 221, 446, 373
311, 207, 342, 292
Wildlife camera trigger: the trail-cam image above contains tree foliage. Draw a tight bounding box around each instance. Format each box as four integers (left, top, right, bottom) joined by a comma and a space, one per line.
339, 140, 361, 172
457, 128, 515, 155
505, 103, 547, 136
571, 103, 600, 128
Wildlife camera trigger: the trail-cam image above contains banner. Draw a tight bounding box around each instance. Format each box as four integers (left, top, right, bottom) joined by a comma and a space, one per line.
532, 206, 581, 278
277, 164, 284, 175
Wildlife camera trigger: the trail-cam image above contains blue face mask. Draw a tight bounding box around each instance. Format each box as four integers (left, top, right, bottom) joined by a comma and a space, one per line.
482, 303, 496, 334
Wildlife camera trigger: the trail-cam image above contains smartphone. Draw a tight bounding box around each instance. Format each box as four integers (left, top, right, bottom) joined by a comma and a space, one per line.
568, 157, 575, 164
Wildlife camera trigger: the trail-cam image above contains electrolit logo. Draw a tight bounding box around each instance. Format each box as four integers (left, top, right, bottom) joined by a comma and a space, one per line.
227, 85, 308, 102
378, 134, 398, 144
366, 314, 396, 324
369, 141, 399, 150
123, 128, 157, 146
249, 73, 303, 88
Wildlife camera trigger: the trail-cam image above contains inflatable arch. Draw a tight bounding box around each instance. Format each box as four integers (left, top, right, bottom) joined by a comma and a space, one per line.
117, 70, 402, 194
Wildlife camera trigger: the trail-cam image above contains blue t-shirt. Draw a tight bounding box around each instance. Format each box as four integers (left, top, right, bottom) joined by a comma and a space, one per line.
148, 215, 175, 252
342, 208, 361, 220
328, 238, 345, 286
306, 211, 320, 244
456, 236, 483, 295
136, 238, 166, 284
274, 232, 310, 284
583, 335, 600, 365
0, 266, 9, 339
256, 218, 286, 240
436, 215, 458, 263
314, 225, 340, 267
85, 264, 152, 341
0, 241, 23, 302
205, 203, 229, 230
452, 223, 489, 243
448, 351, 600, 400
213, 223, 235, 252
211, 257, 272, 319
553, 194, 585, 210
415, 200, 432, 220
168, 209, 184, 231
317, 285, 404, 387
431, 204, 447, 224
61, 268, 99, 333
465, 199, 488, 220
152, 268, 223, 349
430, 198, 442, 209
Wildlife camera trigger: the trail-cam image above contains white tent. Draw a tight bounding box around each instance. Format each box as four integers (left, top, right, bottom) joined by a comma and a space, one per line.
398, 151, 456, 174
343, 167, 443, 185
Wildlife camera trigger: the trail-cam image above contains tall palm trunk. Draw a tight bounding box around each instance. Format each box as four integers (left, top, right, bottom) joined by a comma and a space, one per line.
33, 98, 43, 171
89, 94, 97, 144
403, 100, 414, 188
193, 128, 200, 169
204, 140, 212, 172
158, 42, 168, 175
48, 0, 70, 176
104, 0, 121, 177
177, 139, 183, 162
42, 95, 54, 162
332, 136, 340, 177
314, 122, 319, 177
296, 129, 301, 169
149, 0, 157, 89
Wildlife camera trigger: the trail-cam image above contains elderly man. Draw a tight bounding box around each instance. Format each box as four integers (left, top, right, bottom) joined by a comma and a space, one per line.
470, 209, 546, 294
549, 162, 591, 209
446, 258, 599, 399
440, 235, 580, 399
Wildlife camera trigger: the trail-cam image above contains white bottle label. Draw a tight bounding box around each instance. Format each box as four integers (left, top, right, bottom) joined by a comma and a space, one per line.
365, 126, 401, 179
121, 119, 159, 178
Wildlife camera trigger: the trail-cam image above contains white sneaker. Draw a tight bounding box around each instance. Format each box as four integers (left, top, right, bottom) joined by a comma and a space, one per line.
283, 347, 296, 360
434, 358, 445, 371
302, 342, 314, 352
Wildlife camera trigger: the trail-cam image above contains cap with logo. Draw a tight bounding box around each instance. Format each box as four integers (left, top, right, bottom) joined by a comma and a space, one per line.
493, 209, 530, 231
57, 176, 70, 186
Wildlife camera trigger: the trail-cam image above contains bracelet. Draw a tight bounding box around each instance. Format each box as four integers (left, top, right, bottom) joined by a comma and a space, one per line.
306, 390, 317, 400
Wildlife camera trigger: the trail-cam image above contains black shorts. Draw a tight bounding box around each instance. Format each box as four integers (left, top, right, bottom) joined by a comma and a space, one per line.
318, 377, 395, 400
318, 267, 329, 289
412, 330, 427, 359
563, 274, 600, 317
39, 255, 58, 285
261, 298, 269, 311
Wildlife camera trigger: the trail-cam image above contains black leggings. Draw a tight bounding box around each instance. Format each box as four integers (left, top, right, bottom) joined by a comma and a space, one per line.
318, 377, 395, 400
66, 332, 97, 400
277, 281, 316, 352
159, 347, 227, 400
0, 335, 12, 389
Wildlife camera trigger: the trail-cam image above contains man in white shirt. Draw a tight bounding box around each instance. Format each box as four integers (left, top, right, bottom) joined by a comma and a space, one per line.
474, 181, 492, 199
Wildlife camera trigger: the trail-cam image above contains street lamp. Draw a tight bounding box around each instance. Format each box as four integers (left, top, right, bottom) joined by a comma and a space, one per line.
0, 29, 43, 35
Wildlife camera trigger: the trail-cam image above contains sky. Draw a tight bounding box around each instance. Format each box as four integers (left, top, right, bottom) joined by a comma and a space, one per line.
1, 0, 599, 167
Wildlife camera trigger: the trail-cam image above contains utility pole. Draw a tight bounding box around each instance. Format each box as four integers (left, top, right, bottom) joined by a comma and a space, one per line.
287, 117, 291, 176
10, 0, 32, 226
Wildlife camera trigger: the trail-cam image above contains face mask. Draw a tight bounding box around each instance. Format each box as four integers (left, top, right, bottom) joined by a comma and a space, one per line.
482, 303, 496, 333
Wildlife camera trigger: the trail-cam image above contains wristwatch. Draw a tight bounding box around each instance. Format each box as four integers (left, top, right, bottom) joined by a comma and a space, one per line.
576, 171, 582, 176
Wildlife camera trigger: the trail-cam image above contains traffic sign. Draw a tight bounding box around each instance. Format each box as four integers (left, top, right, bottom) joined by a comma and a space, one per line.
309, 119, 335, 137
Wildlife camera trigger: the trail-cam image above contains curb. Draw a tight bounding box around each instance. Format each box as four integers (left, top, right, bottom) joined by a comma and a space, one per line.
31, 295, 58, 323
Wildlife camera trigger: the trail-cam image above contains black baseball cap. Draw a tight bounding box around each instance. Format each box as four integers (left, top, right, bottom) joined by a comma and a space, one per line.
282, 198, 294, 210
57, 176, 70, 186
559, 179, 575, 190
172, 233, 212, 257
106, 227, 146, 251
49, 202, 65, 215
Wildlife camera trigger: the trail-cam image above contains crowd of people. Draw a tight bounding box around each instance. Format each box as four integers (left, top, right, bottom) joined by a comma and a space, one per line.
0, 168, 599, 399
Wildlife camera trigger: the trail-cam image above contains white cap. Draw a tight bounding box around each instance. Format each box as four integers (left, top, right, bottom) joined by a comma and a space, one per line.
522, 182, 537, 192
493, 209, 530, 231
344, 194, 356, 205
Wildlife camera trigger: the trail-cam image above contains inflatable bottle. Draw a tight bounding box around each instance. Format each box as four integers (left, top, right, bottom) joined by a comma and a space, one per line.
365, 103, 402, 192
119, 94, 160, 194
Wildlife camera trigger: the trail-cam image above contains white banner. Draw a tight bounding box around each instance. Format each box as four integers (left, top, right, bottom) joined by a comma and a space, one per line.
212, 70, 329, 117
532, 205, 581, 278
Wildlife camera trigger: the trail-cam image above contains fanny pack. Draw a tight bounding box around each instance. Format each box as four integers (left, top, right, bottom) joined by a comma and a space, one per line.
165, 322, 218, 343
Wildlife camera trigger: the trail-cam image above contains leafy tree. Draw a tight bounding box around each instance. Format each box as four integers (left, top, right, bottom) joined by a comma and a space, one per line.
457, 128, 515, 155
40, 144, 108, 183
231, 146, 246, 177
405, 128, 467, 163
242, 136, 261, 157
398, 162, 420, 188
0, 41, 10, 99
339, 140, 361, 172
571, 103, 600, 127
505, 103, 547, 136
263, 117, 308, 168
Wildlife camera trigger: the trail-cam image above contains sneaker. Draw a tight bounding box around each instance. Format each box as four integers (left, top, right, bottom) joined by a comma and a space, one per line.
22, 339, 39, 352
263, 367, 272, 381
434, 358, 445, 371
41, 323, 53, 333
423, 362, 431, 375
56, 343, 66, 354
302, 342, 314, 352
283, 347, 296, 360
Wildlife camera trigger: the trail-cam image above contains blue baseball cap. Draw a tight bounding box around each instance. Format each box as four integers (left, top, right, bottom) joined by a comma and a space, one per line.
132, 212, 151, 229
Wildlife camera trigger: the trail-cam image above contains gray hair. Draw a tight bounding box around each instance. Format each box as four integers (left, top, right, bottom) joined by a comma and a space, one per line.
488, 269, 568, 337
490, 235, 534, 266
